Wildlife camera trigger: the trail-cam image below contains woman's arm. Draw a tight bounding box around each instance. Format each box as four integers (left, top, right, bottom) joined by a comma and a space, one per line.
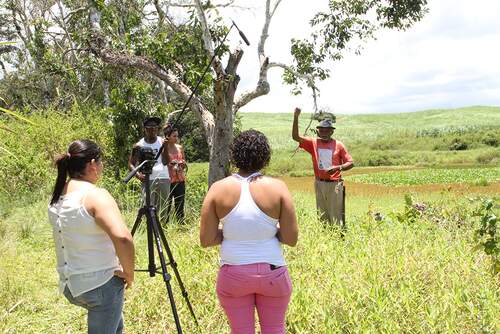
276, 181, 298, 246
200, 184, 223, 247
88, 188, 135, 288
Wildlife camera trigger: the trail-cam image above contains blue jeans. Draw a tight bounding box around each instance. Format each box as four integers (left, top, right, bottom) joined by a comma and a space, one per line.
63, 276, 125, 334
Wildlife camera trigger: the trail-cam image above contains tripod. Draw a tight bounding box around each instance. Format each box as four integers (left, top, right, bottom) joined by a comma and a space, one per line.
126, 160, 198, 334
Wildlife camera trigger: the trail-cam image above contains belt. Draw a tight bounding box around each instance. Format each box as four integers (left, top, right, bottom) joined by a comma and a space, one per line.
316, 178, 340, 183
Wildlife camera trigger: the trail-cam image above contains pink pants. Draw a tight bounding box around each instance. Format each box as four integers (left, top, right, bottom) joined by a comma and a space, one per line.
216, 263, 292, 334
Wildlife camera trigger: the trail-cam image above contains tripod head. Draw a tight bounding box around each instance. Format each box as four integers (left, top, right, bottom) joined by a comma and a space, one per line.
123, 146, 157, 183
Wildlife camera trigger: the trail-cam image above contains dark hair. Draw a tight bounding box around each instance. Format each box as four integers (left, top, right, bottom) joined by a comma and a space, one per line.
231, 129, 271, 172
163, 124, 178, 137
50, 140, 102, 205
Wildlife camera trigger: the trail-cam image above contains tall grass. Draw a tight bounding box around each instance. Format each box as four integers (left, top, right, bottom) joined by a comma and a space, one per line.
1, 106, 499, 332
1, 192, 498, 333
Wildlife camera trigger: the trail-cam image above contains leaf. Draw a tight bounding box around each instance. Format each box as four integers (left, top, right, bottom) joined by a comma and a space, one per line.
0, 145, 16, 158
0, 107, 37, 126
0, 124, 16, 134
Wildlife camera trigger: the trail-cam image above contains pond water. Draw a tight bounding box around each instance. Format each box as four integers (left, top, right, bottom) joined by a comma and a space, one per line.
279, 175, 500, 196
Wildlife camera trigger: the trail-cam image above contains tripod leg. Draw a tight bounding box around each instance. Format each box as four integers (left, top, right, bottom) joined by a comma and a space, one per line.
131, 207, 146, 236
146, 208, 156, 277
147, 207, 183, 334
158, 224, 200, 329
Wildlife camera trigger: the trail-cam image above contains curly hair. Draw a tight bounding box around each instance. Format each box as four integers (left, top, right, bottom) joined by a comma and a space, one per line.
231, 129, 271, 172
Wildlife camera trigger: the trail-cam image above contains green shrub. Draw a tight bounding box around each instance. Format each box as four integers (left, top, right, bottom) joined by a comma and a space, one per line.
481, 131, 499, 147
0, 105, 116, 201
472, 198, 499, 275
449, 138, 468, 151
184, 169, 208, 225
474, 177, 490, 186
476, 150, 500, 164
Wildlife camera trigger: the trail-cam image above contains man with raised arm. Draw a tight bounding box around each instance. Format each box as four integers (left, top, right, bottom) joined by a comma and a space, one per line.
292, 107, 354, 230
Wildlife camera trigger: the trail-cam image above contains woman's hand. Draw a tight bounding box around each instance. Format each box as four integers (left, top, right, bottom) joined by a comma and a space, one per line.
114, 269, 134, 289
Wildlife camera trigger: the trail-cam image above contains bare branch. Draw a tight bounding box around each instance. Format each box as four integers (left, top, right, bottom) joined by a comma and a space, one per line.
64, 6, 88, 21
193, 0, 214, 56
153, 0, 165, 25
167, 0, 241, 8
0, 60, 7, 77
53, 1, 81, 64
270, 0, 282, 18
269, 61, 319, 113
233, 0, 284, 113
193, 0, 225, 76
268, 62, 318, 91
0, 45, 18, 55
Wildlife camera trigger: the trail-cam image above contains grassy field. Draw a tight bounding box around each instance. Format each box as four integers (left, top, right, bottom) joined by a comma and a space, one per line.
1, 189, 499, 333
1, 107, 499, 333
241, 106, 500, 175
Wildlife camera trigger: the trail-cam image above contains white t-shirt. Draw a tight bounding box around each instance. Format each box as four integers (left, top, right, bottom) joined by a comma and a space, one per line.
48, 184, 120, 297
136, 137, 170, 180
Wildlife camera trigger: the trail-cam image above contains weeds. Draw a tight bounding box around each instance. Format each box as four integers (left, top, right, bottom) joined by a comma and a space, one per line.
472, 197, 499, 275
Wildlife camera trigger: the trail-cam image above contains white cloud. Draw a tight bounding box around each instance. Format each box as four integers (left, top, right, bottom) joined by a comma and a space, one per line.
224, 0, 500, 114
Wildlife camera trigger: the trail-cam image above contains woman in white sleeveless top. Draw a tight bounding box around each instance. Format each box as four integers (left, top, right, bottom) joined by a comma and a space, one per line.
48, 140, 135, 334
200, 130, 299, 334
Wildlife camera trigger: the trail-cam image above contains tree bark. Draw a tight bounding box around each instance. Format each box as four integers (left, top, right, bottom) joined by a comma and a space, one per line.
207, 47, 243, 184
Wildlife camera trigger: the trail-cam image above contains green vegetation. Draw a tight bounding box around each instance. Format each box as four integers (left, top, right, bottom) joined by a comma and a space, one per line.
242, 106, 500, 175
1, 107, 499, 333
346, 167, 500, 185
1, 190, 499, 333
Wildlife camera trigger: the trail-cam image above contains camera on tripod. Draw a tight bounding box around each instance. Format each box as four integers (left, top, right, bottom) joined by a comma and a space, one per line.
136, 146, 157, 174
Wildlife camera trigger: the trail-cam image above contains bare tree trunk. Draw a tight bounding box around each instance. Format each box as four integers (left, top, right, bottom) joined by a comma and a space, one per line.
208, 48, 243, 184
209, 85, 233, 184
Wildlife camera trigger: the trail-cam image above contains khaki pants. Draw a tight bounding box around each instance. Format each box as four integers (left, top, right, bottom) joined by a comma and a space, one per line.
314, 179, 345, 228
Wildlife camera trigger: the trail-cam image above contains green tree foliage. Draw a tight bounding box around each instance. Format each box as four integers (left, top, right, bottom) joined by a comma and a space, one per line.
0, 0, 429, 183
285, 0, 428, 94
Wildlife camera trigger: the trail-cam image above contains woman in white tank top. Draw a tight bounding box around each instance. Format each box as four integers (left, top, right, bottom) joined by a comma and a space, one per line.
48, 140, 135, 334
200, 130, 299, 334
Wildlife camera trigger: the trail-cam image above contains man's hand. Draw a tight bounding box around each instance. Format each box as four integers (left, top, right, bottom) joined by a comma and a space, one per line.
136, 172, 145, 182
114, 270, 134, 289
294, 107, 301, 117
327, 165, 341, 175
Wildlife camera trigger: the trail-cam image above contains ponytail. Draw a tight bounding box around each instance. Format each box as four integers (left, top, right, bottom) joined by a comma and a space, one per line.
50, 154, 70, 205
49, 140, 102, 205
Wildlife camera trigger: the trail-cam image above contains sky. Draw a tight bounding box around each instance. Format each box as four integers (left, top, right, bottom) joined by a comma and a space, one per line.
222, 0, 500, 114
